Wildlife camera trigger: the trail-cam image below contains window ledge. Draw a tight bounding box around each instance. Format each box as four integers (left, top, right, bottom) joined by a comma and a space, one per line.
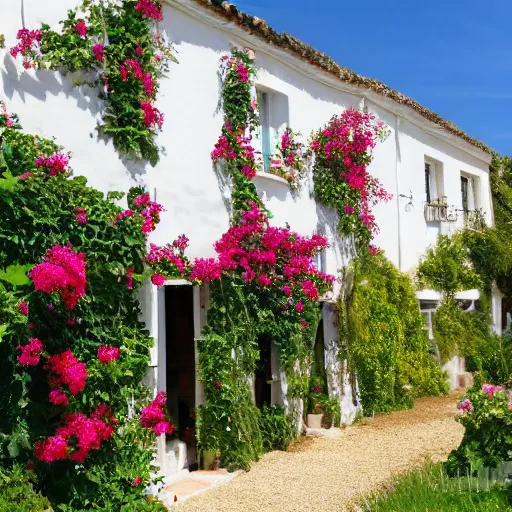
254, 170, 290, 186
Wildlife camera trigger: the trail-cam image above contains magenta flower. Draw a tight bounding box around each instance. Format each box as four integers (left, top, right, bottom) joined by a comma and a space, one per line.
75, 21, 87, 38
75, 208, 87, 224
92, 44, 105, 61
126, 267, 135, 290
16, 338, 44, 366
295, 302, 304, 313
18, 172, 32, 180
49, 389, 69, 406
344, 204, 355, 214
258, 275, 272, 287
98, 346, 120, 364
133, 477, 143, 486
151, 273, 166, 286
18, 301, 29, 316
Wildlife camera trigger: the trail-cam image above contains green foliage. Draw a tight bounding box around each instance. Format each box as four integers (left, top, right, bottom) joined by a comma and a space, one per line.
0, 464, 53, 511
0, 106, 164, 509
359, 463, 509, 512
341, 254, 447, 414
258, 405, 295, 452
446, 382, 512, 475
25, 0, 176, 165
417, 234, 482, 294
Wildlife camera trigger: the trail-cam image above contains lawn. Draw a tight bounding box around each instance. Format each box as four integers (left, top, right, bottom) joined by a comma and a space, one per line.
357, 463, 510, 512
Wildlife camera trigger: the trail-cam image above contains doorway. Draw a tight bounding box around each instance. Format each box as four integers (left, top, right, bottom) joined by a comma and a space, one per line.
254, 335, 272, 409
165, 285, 196, 446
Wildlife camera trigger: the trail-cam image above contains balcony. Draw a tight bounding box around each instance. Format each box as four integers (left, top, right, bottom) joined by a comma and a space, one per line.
463, 209, 486, 231
424, 198, 448, 222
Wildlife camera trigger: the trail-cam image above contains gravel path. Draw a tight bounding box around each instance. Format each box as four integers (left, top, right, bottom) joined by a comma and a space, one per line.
179, 394, 463, 512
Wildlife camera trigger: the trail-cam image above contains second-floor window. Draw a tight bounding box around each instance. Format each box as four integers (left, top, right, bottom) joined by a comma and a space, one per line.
460, 174, 479, 212
257, 91, 272, 172
424, 159, 444, 203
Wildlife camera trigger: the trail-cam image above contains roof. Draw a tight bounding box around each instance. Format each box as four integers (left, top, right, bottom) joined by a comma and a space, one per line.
191, 0, 493, 156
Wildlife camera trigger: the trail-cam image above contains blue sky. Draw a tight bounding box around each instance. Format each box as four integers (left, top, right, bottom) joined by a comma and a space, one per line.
234, 0, 512, 155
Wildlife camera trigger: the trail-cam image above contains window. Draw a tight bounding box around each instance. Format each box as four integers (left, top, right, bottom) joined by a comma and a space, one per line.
461, 175, 469, 212
424, 158, 444, 203
253, 87, 289, 173
460, 173, 482, 228
424, 158, 446, 222
257, 91, 272, 172
419, 299, 438, 340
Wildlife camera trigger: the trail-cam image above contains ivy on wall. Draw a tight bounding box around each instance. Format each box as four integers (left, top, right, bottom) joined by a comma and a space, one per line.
340, 253, 448, 414
10, 0, 175, 166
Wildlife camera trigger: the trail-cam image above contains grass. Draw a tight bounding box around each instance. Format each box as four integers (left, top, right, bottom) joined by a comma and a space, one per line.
356, 463, 511, 512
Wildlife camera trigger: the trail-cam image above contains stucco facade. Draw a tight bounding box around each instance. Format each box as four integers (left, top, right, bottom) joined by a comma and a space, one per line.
0, 0, 496, 449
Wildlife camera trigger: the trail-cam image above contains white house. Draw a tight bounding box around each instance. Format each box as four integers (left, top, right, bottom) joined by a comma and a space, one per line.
0, 0, 498, 471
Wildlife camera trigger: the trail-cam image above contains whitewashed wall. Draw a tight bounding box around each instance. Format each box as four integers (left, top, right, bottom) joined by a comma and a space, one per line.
0, 0, 493, 409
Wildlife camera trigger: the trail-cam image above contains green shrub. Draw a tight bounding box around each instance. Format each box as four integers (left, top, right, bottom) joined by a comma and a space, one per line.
342, 254, 447, 414
258, 405, 295, 452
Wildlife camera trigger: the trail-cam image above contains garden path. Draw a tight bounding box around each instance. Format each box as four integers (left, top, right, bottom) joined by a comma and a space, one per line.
176, 393, 463, 512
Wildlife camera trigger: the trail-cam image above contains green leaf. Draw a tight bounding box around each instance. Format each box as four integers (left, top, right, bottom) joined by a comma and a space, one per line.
0, 171, 19, 193
0, 264, 34, 286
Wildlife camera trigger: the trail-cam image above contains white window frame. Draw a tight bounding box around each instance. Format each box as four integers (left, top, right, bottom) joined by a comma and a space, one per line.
460, 172, 480, 212
424, 158, 444, 203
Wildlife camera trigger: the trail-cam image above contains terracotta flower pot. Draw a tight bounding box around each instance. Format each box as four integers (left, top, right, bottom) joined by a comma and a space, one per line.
306, 413, 323, 429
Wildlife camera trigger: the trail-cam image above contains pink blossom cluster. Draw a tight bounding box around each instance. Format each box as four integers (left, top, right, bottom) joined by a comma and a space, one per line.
458, 398, 473, 412
93, 43, 105, 62
98, 346, 120, 364
482, 383, 502, 399
29, 244, 87, 310
209, 202, 334, 312
140, 391, 175, 436
10, 28, 42, 68
35, 406, 115, 463
115, 194, 164, 235
35, 152, 70, 176
172, 234, 190, 253
135, 0, 164, 21
146, 242, 188, 278
211, 122, 257, 179
189, 258, 223, 284
45, 350, 87, 396
75, 208, 87, 224
1, 102, 15, 128
141, 101, 164, 129
18, 301, 29, 315
75, 21, 87, 38
310, 109, 392, 237
16, 338, 44, 367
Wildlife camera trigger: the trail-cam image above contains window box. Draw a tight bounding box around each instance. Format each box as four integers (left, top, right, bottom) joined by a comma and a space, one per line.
424, 198, 448, 222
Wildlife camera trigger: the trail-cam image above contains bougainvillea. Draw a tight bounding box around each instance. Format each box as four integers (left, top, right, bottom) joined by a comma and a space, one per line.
10, 0, 176, 165
0, 105, 169, 510
29, 244, 87, 310
311, 108, 391, 245
266, 128, 309, 190
140, 392, 174, 436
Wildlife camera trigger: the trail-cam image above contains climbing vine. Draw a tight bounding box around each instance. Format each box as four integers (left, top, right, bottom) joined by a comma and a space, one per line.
340, 253, 448, 414
196, 47, 333, 468
10, 0, 175, 166
0, 101, 169, 510
310, 109, 391, 247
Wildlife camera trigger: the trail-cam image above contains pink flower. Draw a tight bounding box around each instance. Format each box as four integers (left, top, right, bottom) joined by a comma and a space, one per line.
45, 350, 87, 395
18, 301, 29, 316
29, 323, 35, 329
301, 280, 319, 301
67, 318, 75, 326
16, 338, 44, 366
151, 273, 166, 286
140, 101, 164, 129
280, 286, 292, 297
241, 165, 256, 179
368, 245, 380, 255
172, 234, 189, 253
75, 208, 87, 224
300, 319, 309, 329
92, 44, 105, 61
258, 275, 272, 287
458, 398, 473, 412
135, 46, 144, 56
482, 383, 502, 399
18, 172, 32, 180
215, 380, 222, 390
295, 302, 304, 313
35, 436, 68, 463
135, 0, 164, 21
119, 64, 127, 81
153, 421, 173, 436
190, 258, 222, 284
143, 73, 154, 96
49, 389, 69, 406
29, 245, 86, 311
35, 152, 69, 176
98, 346, 120, 364
127, 267, 135, 290
344, 204, 355, 214
75, 21, 87, 38
133, 477, 143, 486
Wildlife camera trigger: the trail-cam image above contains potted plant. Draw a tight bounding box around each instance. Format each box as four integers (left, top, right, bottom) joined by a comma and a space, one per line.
307, 381, 326, 429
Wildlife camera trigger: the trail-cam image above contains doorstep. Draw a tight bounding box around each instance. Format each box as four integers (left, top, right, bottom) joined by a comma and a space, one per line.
305, 427, 344, 438
159, 468, 243, 507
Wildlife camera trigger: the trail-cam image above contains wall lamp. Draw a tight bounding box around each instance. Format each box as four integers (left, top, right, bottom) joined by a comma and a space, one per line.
399, 190, 414, 212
